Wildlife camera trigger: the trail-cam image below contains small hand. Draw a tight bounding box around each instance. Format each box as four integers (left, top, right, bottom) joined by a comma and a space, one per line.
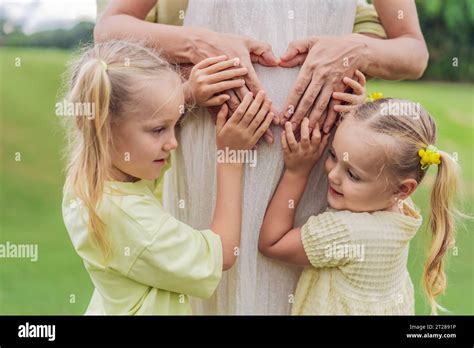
282, 118, 329, 177
216, 91, 274, 151
185, 56, 248, 107
331, 69, 367, 113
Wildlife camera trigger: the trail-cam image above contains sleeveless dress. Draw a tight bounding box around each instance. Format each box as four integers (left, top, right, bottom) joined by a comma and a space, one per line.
162, 0, 358, 315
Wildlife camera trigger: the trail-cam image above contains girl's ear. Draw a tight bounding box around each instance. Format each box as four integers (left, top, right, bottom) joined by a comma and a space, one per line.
394, 178, 418, 201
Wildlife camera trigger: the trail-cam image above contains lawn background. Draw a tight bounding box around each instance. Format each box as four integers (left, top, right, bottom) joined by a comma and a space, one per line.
1, 47, 472, 314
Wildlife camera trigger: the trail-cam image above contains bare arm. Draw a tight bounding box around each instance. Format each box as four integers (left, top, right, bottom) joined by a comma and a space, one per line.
94, 0, 194, 63
259, 119, 328, 265
258, 170, 310, 266
281, 0, 429, 133
213, 92, 274, 270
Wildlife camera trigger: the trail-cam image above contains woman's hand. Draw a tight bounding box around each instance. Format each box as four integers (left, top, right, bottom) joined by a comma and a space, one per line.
216, 91, 274, 151
184, 56, 248, 106
279, 35, 368, 133
331, 69, 367, 113
282, 118, 329, 178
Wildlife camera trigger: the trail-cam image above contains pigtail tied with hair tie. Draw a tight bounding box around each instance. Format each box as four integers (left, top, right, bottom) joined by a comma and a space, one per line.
418, 144, 441, 170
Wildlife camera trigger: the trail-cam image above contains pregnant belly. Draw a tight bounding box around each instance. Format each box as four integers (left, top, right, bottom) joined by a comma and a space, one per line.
253, 64, 300, 112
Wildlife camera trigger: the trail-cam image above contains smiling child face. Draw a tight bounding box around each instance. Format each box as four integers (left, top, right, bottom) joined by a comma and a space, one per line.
110, 73, 183, 182
324, 113, 400, 212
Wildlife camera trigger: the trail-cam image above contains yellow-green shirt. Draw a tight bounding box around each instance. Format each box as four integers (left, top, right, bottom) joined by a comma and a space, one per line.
62, 179, 222, 315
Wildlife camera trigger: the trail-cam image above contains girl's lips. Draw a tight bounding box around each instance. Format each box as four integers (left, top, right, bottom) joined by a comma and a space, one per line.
329, 185, 343, 197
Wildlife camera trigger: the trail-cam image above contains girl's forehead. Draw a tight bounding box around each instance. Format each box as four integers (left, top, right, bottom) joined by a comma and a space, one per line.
131, 75, 184, 121
334, 117, 390, 173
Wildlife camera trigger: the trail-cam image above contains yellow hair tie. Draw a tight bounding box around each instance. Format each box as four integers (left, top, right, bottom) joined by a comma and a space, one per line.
366, 92, 383, 102
418, 145, 441, 170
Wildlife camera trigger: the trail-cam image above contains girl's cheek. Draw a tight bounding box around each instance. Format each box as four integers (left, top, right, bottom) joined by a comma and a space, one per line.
324, 157, 332, 175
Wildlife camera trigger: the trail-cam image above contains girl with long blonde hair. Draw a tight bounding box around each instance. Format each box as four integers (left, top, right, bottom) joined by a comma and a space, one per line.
259, 72, 462, 315
62, 40, 273, 314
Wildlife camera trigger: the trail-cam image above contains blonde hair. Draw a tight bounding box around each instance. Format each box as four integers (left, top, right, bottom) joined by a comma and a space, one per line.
351, 98, 462, 314
62, 40, 180, 261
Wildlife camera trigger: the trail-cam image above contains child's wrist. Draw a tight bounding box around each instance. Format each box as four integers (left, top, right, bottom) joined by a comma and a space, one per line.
285, 168, 311, 181
182, 81, 194, 105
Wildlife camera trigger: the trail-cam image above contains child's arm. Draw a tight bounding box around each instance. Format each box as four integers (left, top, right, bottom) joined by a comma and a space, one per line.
212, 91, 274, 270
183, 56, 248, 106
259, 119, 328, 265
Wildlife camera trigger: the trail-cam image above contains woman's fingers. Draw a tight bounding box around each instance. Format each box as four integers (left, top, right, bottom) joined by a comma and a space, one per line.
323, 98, 339, 134
341, 76, 364, 96
196, 55, 227, 70
240, 90, 265, 127
230, 92, 253, 123
284, 121, 298, 152
204, 57, 241, 74
248, 38, 280, 66
207, 67, 248, 84
318, 133, 330, 156
289, 81, 324, 131
307, 84, 331, 130
332, 91, 360, 104
281, 67, 312, 123
242, 57, 265, 96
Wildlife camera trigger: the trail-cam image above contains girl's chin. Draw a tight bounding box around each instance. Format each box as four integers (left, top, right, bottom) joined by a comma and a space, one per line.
327, 194, 344, 210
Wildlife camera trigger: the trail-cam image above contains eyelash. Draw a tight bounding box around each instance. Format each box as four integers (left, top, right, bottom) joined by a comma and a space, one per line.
328, 149, 360, 181
152, 127, 165, 134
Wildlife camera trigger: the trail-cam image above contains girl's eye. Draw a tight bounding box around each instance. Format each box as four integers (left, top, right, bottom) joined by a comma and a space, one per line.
328, 149, 336, 159
152, 127, 165, 134
348, 170, 360, 181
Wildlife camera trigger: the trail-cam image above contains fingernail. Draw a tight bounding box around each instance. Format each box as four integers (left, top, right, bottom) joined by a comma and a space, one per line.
233, 58, 240, 66
324, 126, 330, 133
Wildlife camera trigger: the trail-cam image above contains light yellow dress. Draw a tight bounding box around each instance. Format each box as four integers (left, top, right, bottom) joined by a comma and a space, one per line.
62, 179, 222, 315
292, 198, 422, 315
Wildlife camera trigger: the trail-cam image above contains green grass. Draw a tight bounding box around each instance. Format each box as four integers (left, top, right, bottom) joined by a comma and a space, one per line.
0, 47, 473, 315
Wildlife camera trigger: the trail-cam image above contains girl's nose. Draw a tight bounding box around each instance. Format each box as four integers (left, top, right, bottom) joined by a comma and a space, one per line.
164, 136, 178, 151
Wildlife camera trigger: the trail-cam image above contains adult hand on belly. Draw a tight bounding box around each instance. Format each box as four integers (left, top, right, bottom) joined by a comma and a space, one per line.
279, 35, 368, 134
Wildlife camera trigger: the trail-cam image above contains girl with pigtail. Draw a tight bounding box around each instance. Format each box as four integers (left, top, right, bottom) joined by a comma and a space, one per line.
62, 40, 274, 314
259, 71, 463, 315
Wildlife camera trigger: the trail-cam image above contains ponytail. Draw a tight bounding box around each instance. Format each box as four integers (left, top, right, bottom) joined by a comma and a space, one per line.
65, 57, 113, 262
423, 151, 460, 314
63, 40, 177, 263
